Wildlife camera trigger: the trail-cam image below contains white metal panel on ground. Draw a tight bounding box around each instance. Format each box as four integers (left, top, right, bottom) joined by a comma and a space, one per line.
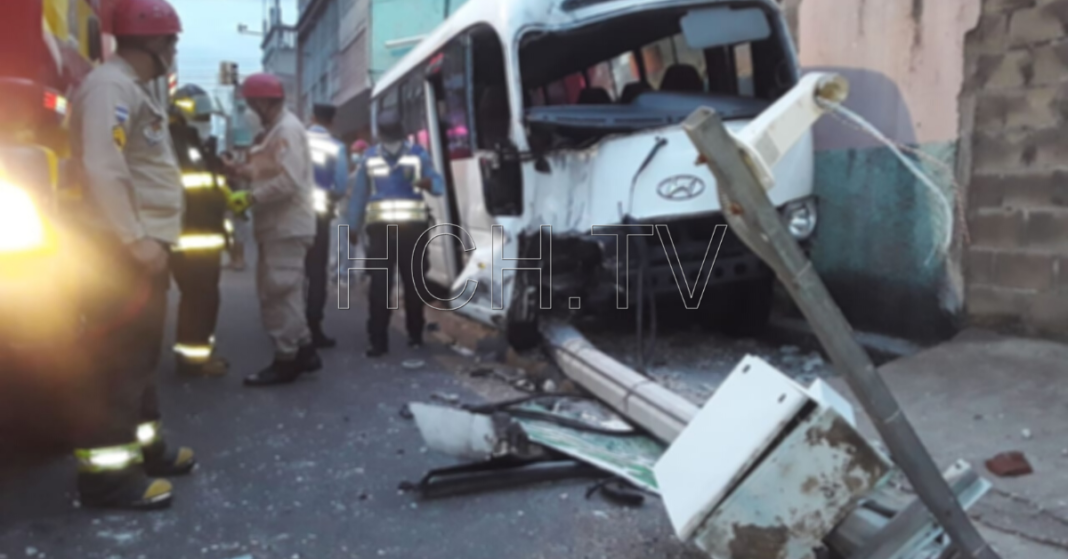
653, 355, 811, 541
409, 403, 498, 461
691, 406, 891, 559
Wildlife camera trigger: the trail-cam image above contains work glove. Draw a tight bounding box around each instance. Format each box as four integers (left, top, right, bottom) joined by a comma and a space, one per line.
228, 191, 253, 215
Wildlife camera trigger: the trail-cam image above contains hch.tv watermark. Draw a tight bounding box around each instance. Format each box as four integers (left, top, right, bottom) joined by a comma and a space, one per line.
335, 223, 733, 311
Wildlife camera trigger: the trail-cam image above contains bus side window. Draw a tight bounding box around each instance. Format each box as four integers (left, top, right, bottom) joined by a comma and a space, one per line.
441, 40, 473, 159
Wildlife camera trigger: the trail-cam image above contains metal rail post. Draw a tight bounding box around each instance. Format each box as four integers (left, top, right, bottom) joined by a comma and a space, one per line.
682, 107, 998, 559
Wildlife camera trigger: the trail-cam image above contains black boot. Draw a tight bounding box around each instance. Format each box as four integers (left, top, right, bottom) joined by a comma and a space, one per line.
143, 442, 197, 477
75, 444, 173, 511
366, 345, 388, 358
137, 421, 196, 477
77, 469, 174, 511
297, 343, 323, 373
408, 333, 423, 349
244, 358, 303, 387
310, 322, 337, 349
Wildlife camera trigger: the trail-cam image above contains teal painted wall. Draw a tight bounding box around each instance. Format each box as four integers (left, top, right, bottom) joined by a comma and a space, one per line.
370, 0, 470, 83
809, 141, 958, 341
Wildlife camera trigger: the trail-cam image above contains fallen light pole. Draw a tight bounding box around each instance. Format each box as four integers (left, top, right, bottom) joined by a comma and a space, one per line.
541, 323, 696, 442
680, 76, 998, 559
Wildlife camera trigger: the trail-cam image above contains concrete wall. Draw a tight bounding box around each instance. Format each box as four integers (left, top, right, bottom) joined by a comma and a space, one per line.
960, 0, 1068, 339
796, 0, 981, 341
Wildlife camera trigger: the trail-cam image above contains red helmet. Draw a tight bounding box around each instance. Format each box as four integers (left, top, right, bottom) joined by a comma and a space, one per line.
351, 140, 369, 152
241, 73, 285, 100
112, 0, 182, 37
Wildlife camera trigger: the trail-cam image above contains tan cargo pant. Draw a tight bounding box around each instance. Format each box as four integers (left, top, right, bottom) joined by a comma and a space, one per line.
256, 236, 314, 357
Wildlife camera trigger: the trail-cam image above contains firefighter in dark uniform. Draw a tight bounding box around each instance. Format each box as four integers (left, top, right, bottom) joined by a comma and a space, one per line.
345, 108, 444, 357
168, 84, 230, 376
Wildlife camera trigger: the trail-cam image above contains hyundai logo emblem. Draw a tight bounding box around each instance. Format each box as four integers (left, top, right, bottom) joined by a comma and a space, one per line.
657, 175, 706, 201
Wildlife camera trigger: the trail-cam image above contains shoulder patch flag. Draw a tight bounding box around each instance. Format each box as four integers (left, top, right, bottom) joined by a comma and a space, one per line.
115, 104, 130, 124
113, 125, 127, 150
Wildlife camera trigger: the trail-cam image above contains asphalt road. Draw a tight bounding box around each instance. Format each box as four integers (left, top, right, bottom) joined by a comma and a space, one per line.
0, 261, 704, 559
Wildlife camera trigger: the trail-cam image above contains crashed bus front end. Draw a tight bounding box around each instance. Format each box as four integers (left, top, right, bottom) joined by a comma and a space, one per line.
474, 0, 816, 346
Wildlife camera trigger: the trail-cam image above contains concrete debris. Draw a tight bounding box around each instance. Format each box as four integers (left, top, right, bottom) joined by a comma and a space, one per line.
986, 452, 1033, 478
430, 393, 460, 405
402, 359, 425, 370
541, 380, 557, 393
1021, 428, 1033, 440
450, 344, 475, 358
25, 549, 37, 557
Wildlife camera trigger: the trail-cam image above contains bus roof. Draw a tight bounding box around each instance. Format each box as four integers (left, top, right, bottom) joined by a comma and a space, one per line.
372, 0, 768, 97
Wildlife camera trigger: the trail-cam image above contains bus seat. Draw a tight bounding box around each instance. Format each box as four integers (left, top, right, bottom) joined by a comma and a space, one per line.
620, 81, 652, 103
577, 87, 612, 105
659, 65, 703, 93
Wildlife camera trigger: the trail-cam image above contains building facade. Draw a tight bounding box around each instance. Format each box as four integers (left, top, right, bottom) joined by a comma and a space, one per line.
262, 0, 299, 113
790, 0, 1068, 343
294, 0, 469, 142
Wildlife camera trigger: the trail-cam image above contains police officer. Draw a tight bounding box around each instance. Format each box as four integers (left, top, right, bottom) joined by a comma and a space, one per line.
346, 108, 444, 357
304, 104, 348, 349
167, 84, 230, 377
222, 73, 321, 387
69, 0, 194, 510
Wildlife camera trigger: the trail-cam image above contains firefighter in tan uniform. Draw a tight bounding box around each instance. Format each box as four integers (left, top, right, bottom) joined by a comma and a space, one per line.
222, 73, 322, 387
69, 0, 195, 510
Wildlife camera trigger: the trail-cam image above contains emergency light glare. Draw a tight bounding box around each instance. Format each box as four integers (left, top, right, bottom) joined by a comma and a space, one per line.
0, 181, 47, 253
313, 189, 329, 213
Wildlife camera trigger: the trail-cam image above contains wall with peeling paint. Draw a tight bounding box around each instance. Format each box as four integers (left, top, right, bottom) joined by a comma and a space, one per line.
792, 0, 981, 341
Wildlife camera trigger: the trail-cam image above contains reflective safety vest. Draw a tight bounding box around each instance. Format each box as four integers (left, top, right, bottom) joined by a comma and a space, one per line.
308, 126, 343, 216
364, 143, 429, 224
169, 122, 228, 252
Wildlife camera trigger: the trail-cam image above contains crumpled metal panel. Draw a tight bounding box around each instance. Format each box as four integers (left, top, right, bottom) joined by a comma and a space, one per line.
692, 407, 892, 559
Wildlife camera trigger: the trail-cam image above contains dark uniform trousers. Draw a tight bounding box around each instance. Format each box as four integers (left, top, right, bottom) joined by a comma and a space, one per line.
365, 220, 430, 349
81, 232, 169, 447
170, 248, 222, 351
304, 212, 332, 327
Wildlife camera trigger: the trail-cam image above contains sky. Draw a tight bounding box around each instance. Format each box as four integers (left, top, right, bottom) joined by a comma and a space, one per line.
172, 0, 298, 88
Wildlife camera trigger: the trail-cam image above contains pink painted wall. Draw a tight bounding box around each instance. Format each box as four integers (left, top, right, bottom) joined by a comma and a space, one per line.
797, 0, 981, 150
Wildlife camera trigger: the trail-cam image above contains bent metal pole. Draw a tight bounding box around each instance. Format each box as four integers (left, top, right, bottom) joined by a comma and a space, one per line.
681, 105, 999, 559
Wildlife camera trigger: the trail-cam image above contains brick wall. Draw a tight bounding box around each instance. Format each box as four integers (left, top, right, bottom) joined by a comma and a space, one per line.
963, 0, 1068, 337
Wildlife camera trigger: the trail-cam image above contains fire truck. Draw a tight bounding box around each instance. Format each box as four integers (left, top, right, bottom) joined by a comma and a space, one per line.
0, 0, 117, 447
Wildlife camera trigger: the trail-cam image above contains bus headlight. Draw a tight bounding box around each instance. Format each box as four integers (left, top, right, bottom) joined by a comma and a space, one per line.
781, 197, 818, 241
0, 181, 47, 253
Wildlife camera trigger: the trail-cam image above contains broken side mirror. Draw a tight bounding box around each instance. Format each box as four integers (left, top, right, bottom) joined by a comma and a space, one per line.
479, 142, 523, 217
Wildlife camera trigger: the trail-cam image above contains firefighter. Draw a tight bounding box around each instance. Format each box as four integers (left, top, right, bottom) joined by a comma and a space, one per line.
345, 108, 444, 357
221, 73, 322, 387
304, 103, 348, 349
68, 0, 194, 510
168, 84, 230, 377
